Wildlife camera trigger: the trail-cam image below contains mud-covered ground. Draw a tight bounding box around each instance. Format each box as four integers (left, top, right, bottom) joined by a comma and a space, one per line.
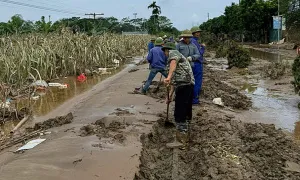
135, 51, 300, 180
145, 65, 252, 110
135, 105, 300, 180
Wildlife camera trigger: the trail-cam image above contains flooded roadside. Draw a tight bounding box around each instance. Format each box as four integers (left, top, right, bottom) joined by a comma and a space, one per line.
208, 47, 300, 140
0, 57, 141, 136
239, 81, 300, 133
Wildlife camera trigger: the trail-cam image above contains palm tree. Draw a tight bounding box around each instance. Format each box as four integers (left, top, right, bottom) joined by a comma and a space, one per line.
148, 1, 161, 16
148, 1, 161, 33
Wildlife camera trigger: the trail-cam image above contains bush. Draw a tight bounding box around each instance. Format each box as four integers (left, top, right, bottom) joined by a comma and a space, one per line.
215, 45, 228, 58
292, 56, 300, 95
227, 43, 251, 69
264, 61, 290, 80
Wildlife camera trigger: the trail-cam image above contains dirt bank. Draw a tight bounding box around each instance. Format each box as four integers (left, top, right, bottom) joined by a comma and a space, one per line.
135, 103, 300, 180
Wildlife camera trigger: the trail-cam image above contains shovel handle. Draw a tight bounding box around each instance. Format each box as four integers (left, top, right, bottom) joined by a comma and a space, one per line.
166, 86, 170, 122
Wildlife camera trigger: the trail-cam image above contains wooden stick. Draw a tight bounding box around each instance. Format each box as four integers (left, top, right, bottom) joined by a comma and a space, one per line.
10, 115, 30, 134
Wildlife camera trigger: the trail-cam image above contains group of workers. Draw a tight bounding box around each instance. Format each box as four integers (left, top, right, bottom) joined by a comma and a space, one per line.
138, 28, 206, 133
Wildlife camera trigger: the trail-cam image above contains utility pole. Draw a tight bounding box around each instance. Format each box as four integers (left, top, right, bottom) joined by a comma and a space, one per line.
208, 13, 210, 20
133, 13, 137, 32
48, 15, 51, 22
85, 13, 104, 32
85, 13, 104, 20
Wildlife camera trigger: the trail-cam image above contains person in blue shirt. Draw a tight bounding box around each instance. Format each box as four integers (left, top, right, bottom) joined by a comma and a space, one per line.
148, 38, 155, 53
190, 28, 206, 105
139, 37, 167, 94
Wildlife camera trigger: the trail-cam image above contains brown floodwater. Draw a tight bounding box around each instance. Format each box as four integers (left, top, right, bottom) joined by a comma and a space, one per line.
248, 48, 285, 61
240, 81, 300, 139
0, 67, 123, 135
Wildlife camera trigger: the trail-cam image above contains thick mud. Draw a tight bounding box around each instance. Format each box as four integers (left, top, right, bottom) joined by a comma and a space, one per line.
26, 113, 73, 132
80, 119, 128, 144
135, 50, 300, 180
135, 104, 300, 180
146, 67, 252, 110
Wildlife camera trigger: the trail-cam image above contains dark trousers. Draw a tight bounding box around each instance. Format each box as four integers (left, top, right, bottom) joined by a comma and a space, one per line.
174, 84, 194, 124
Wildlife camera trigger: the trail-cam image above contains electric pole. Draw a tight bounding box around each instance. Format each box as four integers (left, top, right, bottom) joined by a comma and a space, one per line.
133, 13, 137, 32
208, 13, 210, 20
85, 13, 104, 20
85, 13, 104, 32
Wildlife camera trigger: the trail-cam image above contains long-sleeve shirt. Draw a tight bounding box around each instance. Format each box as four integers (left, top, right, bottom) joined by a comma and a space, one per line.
148, 42, 154, 52
191, 37, 205, 63
146, 46, 167, 69
176, 41, 200, 61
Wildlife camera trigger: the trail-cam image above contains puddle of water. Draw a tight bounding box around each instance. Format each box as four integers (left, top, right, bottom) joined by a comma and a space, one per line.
0, 120, 18, 135
247, 48, 285, 61
0, 62, 135, 135
241, 82, 300, 134
19, 70, 121, 117
240, 83, 258, 94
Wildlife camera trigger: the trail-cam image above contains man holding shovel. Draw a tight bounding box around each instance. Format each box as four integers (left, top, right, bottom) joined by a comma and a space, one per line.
136, 37, 167, 94
162, 42, 194, 133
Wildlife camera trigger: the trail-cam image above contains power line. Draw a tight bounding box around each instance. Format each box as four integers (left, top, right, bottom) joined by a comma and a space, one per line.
0, 0, 83, 16
24, 0, 88, 14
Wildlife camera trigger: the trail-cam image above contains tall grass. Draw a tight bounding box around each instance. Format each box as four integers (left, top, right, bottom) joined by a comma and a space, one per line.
0, 32, 150, 87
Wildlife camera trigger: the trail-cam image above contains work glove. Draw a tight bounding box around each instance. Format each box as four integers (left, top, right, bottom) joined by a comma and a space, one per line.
187, 56, 193, 62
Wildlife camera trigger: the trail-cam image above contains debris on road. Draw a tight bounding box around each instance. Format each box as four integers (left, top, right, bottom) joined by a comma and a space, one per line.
129, 68, 139, 73
16, 138, 46, 152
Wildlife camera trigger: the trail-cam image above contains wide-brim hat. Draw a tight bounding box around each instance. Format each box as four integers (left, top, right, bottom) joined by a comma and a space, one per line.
192, 28, 203, 34
154, 37, 164, 46
162, 42, 176, 51
180, 34, 193, 38
150, 38, 156, 41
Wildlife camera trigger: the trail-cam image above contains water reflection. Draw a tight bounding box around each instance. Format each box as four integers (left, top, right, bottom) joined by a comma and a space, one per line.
24, 70, 121, 116
240, 83, 258, 93
242, 81, 300, 132
247, 48, 285, 61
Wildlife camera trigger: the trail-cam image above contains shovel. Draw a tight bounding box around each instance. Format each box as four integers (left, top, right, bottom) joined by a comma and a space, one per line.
152, 74, 163, 93
165, 86, 175, 127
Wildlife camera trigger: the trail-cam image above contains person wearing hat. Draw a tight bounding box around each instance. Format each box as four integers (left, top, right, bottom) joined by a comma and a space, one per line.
138, 37, 167, 94
163, 35, 168, 43
148, 38, 155, 53
162, 42, 195, 133
190, 28, 206, 105
176, 33, 200, 67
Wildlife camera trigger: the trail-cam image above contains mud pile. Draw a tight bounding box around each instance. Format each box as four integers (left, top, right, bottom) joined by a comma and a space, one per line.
79, 118, 127, 143
26, 113, 73, 132
135, 105, 300, 180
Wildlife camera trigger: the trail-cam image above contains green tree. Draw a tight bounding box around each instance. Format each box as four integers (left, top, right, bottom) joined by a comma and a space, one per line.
35, 16, 52, 33
148, 1, 161, 34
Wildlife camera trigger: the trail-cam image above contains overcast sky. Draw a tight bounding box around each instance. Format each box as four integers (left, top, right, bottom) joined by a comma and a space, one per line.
0, 0, 239, 30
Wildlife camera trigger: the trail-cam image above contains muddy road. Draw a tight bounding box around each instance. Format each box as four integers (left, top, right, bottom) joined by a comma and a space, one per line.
0, 57, 166, 180
0, 51, 300, 180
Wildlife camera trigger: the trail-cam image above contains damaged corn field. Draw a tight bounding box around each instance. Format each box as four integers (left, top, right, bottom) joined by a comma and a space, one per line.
0, 33, 149, 124
0, 33, 149, 86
